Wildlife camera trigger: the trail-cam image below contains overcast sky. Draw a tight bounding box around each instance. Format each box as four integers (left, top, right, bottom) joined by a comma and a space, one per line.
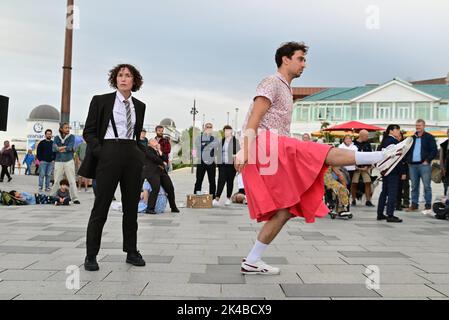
1, 0, 449, 139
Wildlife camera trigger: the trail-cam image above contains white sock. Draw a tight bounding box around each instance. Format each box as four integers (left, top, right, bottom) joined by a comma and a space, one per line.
355, 151, 384, 165
246, 240, 268, 263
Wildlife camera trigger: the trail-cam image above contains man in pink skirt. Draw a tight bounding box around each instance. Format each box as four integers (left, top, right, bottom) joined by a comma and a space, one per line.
236, 42, 413, 275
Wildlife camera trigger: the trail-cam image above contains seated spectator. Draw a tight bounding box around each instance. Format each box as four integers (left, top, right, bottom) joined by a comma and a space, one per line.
111, 180, 167, 214
324, 166, 351, 215
51, 179, 71, 206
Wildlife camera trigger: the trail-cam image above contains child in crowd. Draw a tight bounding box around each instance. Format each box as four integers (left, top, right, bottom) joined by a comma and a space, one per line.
52, 179, 71, 206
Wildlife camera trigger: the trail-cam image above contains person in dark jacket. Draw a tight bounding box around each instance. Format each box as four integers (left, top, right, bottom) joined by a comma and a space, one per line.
439, 128, 449, 196
0, 140, 14, 182
214, 125, 240, 206
377, 125, 405, 223
142, 138, 179, 214
9, 144, 19, 175
193, 123, 218, 197
396, 131, 410, 210
405, 119, 438, 214
36, 129, 56, 192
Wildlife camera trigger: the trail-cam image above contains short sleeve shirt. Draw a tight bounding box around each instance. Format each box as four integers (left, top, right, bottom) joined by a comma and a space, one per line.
242, 72, 293, 137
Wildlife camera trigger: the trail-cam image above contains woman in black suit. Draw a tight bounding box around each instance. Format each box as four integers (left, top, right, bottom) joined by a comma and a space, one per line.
80, 64, 147, 271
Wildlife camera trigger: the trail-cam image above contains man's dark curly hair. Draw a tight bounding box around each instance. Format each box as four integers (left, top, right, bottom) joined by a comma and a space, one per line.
275, 42, 309, 68
108, 64, 143, 92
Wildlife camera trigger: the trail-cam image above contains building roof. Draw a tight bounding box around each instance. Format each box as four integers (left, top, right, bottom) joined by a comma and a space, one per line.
160, 118, 176, 127
28, 105, 60, 121
299, 81, 449, 102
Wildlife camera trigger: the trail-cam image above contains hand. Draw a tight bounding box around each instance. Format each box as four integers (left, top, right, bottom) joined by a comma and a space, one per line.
163, 162, 168, 166
234, 149, 247, 172
423, 160, 429, 165
401, 174, 407, 180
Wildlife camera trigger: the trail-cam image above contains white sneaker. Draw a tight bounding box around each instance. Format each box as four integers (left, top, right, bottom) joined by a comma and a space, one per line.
212, 199, 220, 207
376, 137, 413, 176
339, 211, 351, 217
241, 259, 280, 275
225, 199, 232, 206
422, 209, 433, 215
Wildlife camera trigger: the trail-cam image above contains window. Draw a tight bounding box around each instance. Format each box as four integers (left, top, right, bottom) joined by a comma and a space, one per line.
301, 106, 309, 121
377, 102, 392, 120
436, 103, 449, 121
396, 102, 411, 120
314, 105, 327, 120
333, 105, 343, 120
415, 102, 430, 120
350, 104, 358, 119
293, 105, 310, 121
359, 103, 374, 119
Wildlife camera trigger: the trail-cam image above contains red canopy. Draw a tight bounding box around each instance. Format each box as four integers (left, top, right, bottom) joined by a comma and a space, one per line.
323, 121, 384, 132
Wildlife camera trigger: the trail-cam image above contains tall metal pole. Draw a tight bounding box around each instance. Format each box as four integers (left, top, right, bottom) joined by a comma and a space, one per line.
61, 0, 74, 124
227, 112, 230, 125
190, 99, 198, 173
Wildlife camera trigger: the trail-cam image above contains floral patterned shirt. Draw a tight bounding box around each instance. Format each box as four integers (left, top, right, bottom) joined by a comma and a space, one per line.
242, 72, 293, 137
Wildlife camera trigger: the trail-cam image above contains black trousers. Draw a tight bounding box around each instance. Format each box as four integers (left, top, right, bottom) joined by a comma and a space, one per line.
396, 177, 410, 208
1, 165, 11, 181
86, 140, 143, 256
377, 173, 400, 217
147, 172, 177, 210
216, 164, 237, 198
194, 163, 216, 197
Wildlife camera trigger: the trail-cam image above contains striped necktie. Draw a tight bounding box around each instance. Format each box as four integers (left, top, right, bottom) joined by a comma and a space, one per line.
123, 99, 133, 139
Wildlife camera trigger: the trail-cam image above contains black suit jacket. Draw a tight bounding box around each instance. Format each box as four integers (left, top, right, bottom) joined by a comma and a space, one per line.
78, 92, 146, 179
142, 146, 166, 178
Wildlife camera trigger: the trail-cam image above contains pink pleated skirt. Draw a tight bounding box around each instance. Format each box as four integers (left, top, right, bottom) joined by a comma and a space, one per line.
242, 131, 332, 223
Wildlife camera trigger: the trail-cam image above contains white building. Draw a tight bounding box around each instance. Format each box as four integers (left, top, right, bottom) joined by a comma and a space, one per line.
26, 105, 60, 150
292, 78, 449, 136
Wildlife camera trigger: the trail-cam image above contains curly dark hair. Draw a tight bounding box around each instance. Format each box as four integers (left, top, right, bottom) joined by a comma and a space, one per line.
275, 42, 309, 68
108, 64, 143, 92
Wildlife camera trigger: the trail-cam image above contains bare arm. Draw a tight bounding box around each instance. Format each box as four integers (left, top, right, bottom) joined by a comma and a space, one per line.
235, 96, 271, 172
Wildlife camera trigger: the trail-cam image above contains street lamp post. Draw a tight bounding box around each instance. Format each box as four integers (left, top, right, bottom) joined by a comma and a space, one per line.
190, 99, 198, 173
61, 0, 74, 124
227, 112, 230, 125
235, 107, 239, 130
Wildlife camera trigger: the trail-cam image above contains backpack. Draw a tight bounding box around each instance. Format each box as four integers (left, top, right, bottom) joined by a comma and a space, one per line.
0, 191, 27, 206
432, 202, 449, 220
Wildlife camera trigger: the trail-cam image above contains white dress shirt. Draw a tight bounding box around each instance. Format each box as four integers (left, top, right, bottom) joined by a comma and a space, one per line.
104, 91, 136, 140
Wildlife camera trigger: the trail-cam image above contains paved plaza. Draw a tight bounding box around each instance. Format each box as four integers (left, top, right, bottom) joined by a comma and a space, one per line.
0, 168, 449, 300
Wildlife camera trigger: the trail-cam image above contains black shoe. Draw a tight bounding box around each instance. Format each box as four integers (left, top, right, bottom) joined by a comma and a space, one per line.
351, 200, 356, 206
387, 216, 403, 223
171, 207, 180, 213
126, 251, 146, 267
84, 255, 99, 271
145, 208, 156, 214
395, 206, 403, 211
73, 200, 80, 204
7, 177, 12, 182
377, 215, 388, 221
425, 204, 432, 210
366, 201, 375, 207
